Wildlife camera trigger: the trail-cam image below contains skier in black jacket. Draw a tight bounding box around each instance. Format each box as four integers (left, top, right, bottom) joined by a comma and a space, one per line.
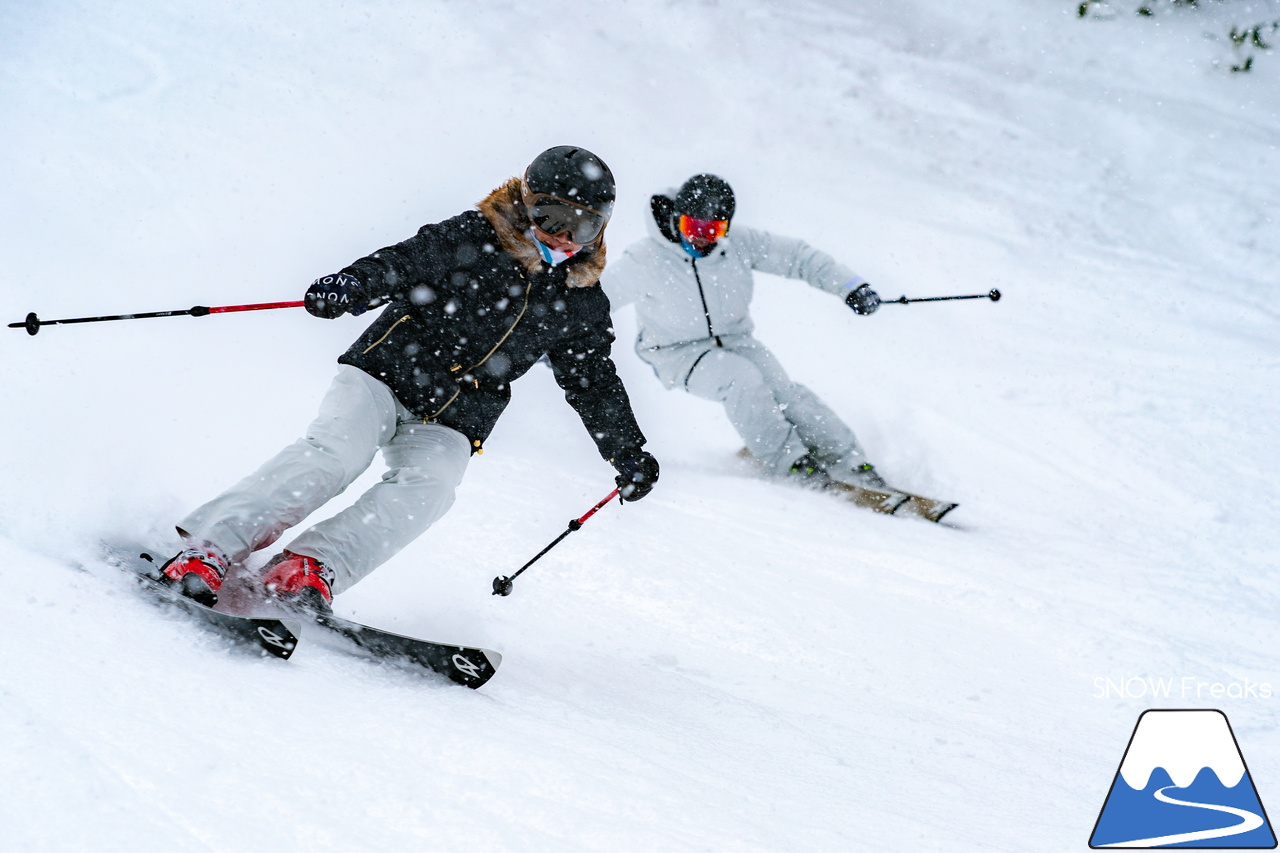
159, 146, 659, 610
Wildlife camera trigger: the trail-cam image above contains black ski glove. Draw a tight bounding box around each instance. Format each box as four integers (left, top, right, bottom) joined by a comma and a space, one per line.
613, 451, 660, 502
305, 272, 370, 319
845, 283, 880, 316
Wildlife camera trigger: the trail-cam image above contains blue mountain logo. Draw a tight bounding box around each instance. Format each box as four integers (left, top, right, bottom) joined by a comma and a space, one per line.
1091, 709, 1276, 848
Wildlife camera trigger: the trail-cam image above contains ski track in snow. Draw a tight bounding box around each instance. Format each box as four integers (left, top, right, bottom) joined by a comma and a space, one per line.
2, 1, 1278, 851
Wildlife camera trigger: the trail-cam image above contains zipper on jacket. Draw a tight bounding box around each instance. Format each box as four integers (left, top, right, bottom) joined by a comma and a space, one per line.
421, 386, 461, 422
422, 273, 535, 424
460, 273, 534, 376
690, 259, 722, 348
362, 313, 414, 355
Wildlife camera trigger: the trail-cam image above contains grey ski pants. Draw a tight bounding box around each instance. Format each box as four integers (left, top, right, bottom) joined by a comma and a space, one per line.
179, 365, 471, 594
639, 334, 866, 474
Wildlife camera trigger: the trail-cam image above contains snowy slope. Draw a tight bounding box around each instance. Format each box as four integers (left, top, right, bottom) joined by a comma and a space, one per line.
2, 1, 1278, 851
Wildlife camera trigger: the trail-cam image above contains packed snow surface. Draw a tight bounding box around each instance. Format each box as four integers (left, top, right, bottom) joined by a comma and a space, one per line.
2, 1, 1278, 851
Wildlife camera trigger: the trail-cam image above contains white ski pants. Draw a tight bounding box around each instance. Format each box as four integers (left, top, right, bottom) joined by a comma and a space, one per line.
638, 334, 866, 474
179, 365, 471, 594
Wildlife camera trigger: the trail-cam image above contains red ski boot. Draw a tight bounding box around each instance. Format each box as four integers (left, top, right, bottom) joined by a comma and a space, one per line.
159, 544, 230, 607
261, 552, 334, 613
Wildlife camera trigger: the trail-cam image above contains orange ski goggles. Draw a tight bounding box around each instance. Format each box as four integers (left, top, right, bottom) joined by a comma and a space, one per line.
677, 214, 730, 243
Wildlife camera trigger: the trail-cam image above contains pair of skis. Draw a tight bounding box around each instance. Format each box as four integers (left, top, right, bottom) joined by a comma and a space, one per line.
737, 448, 958, 523
824, 480, 957, 523
105, 547, 501, 689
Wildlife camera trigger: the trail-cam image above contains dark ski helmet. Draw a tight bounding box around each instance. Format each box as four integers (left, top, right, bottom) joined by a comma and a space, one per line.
522, 146, 615, 243
675, 174, 735, 223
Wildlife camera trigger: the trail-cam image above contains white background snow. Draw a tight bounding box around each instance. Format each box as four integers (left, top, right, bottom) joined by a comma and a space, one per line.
2, 1, 1278, 850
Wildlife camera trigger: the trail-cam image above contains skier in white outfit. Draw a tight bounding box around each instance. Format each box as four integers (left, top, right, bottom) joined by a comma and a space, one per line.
603, 174, 886, 489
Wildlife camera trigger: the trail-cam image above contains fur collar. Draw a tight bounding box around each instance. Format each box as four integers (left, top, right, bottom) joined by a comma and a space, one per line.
476, 177, 606, 289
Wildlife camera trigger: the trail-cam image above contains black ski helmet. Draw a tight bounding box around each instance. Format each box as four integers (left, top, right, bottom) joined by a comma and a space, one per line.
675, 174, 735, 223
523, 146, 616, 214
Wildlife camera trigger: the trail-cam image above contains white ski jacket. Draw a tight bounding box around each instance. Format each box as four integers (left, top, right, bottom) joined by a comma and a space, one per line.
603, 190, 865, 358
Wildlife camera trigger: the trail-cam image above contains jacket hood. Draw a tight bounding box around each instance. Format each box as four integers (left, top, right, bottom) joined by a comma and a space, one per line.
646, 188, 679, 243
477, 178, 606, 289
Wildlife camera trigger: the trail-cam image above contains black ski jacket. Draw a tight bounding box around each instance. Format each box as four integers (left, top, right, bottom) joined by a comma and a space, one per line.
335, 181, 647, 463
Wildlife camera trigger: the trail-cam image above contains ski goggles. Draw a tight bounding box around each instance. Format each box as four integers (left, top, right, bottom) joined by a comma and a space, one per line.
524, 194, 612, 245
677, 214, 729, 244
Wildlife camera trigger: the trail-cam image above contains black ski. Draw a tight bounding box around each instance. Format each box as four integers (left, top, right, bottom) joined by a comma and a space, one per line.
101, 544, 499, 684
102, 545, 300, 660
299, 613, 502, 689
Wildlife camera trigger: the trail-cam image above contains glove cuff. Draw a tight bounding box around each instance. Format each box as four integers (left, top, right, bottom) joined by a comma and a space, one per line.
839, 278, 868, 298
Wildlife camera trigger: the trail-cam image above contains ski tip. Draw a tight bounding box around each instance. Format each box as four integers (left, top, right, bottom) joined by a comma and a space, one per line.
898, 497, 960, 524
929, 502, 960, 524
251, 620, 299, 659
450, 648, 502, 689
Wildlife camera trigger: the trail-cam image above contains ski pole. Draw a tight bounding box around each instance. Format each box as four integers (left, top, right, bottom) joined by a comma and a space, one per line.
9, 300, 306, 336
492, 488, 621, 597
881, 288, 1001, 305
